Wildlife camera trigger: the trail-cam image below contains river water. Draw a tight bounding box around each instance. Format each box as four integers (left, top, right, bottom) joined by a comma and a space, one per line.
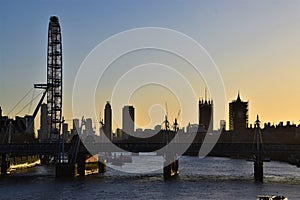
0, 156, 299, 199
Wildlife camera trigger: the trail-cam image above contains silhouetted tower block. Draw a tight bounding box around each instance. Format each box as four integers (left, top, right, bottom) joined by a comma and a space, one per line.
104, 101, 112, 140
122, 105, 135, 139
85, 118, 94, 135
0, 106, 2, 118
199, 98, 213, 131
69, 118, 79, 138
47, 16, 63, 140
229, 92, 248, 131
73, 119, 79, 131
62, 123, 68, 135
38, 103, 49, 142
40, 104, 48, 130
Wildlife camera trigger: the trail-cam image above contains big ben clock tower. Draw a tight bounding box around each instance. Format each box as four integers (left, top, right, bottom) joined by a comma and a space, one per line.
229, 92, 249, 131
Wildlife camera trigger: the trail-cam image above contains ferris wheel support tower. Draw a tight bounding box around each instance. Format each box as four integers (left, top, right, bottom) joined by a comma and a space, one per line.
46, 16, 63, 140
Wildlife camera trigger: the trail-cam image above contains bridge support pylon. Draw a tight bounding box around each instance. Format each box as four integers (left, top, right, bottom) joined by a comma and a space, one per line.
163, 153, 179, 179
1, 153, 9, 175
77, 154, 86, 176
254, 160, 263, 182
98, 160, 106, 173
253, 115, 264, 182
55, 163, 75, 178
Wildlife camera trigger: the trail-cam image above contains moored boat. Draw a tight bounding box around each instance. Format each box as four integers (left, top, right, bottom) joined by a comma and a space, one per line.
257, 195, 288, 200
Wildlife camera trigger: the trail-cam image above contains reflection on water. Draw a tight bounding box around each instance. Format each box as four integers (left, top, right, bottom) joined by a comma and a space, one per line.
1, 156, 300, 200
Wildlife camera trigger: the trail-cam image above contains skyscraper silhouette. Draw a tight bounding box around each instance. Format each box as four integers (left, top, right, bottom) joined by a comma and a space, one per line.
104, 101, 112, 140
85, 118, 94, 135
122, 105, 135, 139
38, 103, 49, 142
229, 93, 248, 131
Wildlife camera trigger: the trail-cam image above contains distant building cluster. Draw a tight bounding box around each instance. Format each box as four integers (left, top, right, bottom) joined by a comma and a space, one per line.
101, 102, 135, 141
196, 92, 300, 144
53, 102, 137, 142
197, 92, 249, 132
1, 91, 300, 144
0, 106, 36, 143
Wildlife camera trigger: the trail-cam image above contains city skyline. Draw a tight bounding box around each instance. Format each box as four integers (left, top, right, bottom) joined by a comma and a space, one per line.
1, 1, 300, 131
1, 2, 300, 198
2, 90, 300, 136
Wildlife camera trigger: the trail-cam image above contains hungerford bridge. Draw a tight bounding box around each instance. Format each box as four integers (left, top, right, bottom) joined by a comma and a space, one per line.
1, 125, 300, 181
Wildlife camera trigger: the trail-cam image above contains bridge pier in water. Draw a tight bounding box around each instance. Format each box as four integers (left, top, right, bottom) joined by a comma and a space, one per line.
76, 155, 107, 175
55, 155, 86, 177
1, 153, 9, 175
253, 115, 264, 182
77, 154, 86, 176
55, 154, 107, 177
254, 159, 263, 182
55, 163, 76, 178
98, 161, 106, 173
163, 153, 179, 179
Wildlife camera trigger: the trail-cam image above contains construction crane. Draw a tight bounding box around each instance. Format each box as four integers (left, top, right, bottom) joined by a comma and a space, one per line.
173, 109, 181, 131
162, 102, 170, 131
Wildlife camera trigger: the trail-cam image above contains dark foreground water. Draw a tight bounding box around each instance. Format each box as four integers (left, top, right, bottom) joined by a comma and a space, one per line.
0, 156, 300, 200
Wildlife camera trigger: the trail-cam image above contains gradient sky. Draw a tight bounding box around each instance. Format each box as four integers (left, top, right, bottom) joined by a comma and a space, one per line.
1, 0, 300, 131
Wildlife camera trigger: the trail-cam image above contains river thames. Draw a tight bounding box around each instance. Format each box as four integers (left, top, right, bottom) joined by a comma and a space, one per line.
0, 156, 300, 200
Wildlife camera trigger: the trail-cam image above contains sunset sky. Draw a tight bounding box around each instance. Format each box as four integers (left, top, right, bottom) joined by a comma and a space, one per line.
1, 1, 300, 131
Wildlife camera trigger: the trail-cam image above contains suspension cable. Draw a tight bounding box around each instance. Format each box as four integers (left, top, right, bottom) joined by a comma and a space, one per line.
7, 87, 33, 116
28, 88, 36, 114
15, 90, 44, 116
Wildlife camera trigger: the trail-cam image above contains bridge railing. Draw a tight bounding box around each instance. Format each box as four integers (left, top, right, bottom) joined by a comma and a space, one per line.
0, 143, 61, 154
0, 142, 299, 156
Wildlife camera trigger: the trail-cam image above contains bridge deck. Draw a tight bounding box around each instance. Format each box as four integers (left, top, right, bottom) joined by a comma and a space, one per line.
0, 143, 299, 156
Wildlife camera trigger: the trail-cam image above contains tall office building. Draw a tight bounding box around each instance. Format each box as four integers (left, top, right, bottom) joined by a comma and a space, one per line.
104, 101, 112, 140
229, 93, 248, 131
38, 103, 49, 142
69, 118, 80, 138
72, 118, 80, 134
199, 98, 213, 131
122, 105, 135, 138
85, 118, 94, 135
62, 123, 68, 135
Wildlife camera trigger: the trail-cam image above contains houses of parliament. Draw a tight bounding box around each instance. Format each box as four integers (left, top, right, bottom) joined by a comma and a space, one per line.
198, 92, 300, 145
